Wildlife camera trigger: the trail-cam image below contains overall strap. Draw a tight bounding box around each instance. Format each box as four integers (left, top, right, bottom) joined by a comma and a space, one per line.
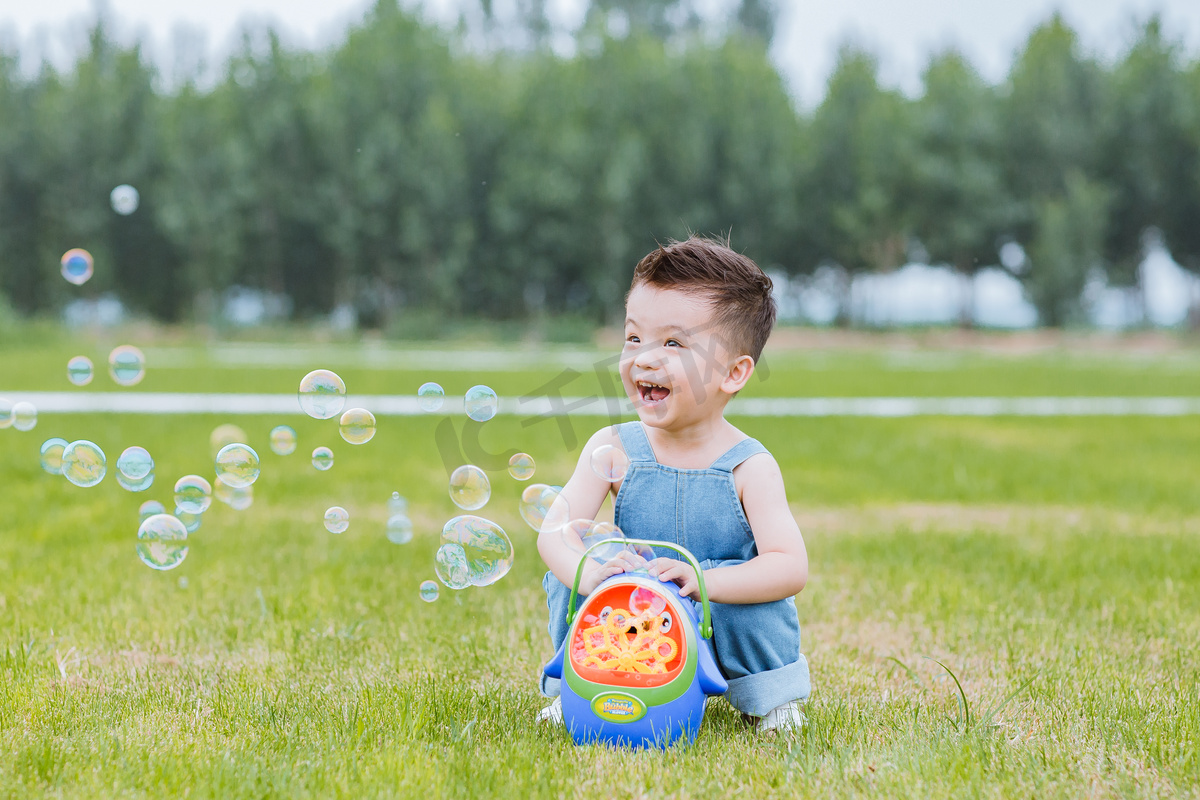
709, 438, 768, 472
616, 421, 657, 463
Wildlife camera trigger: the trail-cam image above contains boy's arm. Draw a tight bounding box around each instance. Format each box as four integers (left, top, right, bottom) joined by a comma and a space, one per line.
655, 452, 807, 604
536, 426, 631, 593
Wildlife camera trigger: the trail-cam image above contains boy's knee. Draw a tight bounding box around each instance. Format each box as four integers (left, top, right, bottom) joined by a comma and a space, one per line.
709, 596, 802, 679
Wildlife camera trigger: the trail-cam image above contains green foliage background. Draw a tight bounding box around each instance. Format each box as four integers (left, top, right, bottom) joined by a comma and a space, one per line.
1, 1, 1199, 327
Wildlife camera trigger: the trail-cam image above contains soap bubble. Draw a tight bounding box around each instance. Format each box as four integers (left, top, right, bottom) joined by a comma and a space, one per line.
136, 514, 189, 571
209, 424, 248, 457
508, 453, 536, 481
519, 483, 570, 533
324, 506, 349, 534
388, 492, 409, 515
108, 345, 145, 386
215, 476, 254, 510
11, 401, 36, 431
386, 514, 414, 545
117, 446, 154, 481
269, 425, 297, 455
119, 473, 155, 492
174, 475, 212, 515
464, 385, 499, 422
590, 444, 630, 482
298, 369, 346, 419
110, 184, 140, 215
561, 519, 642, 564
448, 465, 490, 510
339, 408, 376, 445
435, 542, 471, 589
629, 586, 668, 617
417, 382, 445, 412
67, 356, 94, 386
214, 443, 260, 488
440, 515, 514, 586
0, 398, 11, 429
39, 438, 68, 475
116, 446, 155, 492
419, 580, 439, 602
138, 499, 166, 523
60, 248, 94, 285
62, 440, 106, 488
174, 507, 202, 533
311, 446, 334, 471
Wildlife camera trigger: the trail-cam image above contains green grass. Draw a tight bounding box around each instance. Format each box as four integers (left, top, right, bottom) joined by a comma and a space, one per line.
1, 341, 1198, 798
4, 334, 1200, 398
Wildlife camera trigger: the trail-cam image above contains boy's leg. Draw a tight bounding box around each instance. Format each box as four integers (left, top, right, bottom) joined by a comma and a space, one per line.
704, 563, 811, 717
541, 571, 573, 698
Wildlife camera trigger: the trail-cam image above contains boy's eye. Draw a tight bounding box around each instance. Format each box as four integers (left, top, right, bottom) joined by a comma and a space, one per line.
665, 339, 681, 347
626, 335, 640, 344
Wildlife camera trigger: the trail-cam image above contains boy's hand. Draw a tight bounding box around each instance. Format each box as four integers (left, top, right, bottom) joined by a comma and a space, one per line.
578, 551, 639, 596
650, 558, 700, 601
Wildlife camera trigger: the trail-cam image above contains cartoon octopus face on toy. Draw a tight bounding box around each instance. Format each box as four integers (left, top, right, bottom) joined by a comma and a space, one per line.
570, 584, 686, 678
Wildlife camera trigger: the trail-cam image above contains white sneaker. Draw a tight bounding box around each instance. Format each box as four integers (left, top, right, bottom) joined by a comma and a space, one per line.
536, 696, 563, 725
756, 700, 806, 734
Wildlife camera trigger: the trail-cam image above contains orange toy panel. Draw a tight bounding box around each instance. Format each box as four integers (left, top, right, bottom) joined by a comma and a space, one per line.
569, 582, 687, 689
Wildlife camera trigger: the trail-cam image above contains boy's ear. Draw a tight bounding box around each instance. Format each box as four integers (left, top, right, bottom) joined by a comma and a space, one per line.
721, 355, 756, 395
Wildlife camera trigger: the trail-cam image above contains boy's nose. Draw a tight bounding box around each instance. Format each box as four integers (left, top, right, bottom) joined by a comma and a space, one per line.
631, 344, 666, 371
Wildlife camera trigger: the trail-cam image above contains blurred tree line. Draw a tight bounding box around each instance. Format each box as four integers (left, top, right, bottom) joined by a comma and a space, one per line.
0, 0, 1198, 330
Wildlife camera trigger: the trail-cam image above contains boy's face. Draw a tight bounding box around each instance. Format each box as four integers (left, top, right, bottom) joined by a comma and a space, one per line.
620, 283, 745, 430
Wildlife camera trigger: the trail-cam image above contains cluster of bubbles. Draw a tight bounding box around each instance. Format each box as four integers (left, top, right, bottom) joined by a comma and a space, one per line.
11, 261, 547, 602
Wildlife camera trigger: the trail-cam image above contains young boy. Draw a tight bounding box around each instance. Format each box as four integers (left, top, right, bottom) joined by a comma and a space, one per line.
535, 236, 810, 733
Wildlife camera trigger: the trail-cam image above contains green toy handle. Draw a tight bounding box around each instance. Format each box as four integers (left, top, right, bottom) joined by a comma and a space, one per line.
566, 538, 713, 639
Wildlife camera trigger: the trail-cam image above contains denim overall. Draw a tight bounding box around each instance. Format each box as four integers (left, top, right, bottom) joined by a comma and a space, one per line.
542, 421, 811, 716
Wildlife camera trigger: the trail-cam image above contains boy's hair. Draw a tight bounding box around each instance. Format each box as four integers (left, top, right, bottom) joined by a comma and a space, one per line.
630, 236, 776, 362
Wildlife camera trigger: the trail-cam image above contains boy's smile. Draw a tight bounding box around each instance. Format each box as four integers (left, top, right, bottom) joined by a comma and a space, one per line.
635, 379, 671, 406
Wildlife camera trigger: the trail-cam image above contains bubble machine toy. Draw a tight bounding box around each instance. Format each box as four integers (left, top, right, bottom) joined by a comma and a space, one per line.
543, 538, 727, 747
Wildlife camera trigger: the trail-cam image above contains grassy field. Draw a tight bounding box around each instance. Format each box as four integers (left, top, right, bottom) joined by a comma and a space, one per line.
1, 335, 1198, 798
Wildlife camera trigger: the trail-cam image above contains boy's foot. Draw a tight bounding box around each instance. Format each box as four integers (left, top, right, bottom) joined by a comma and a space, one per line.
535, 696, 563, 725
756, 700, 806, 735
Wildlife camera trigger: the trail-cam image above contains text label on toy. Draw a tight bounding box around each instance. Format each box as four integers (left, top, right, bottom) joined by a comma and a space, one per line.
591, 692, 647, 723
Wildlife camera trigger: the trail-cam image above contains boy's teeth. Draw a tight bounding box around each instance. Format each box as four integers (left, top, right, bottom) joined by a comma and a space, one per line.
636, 380, 670, 403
